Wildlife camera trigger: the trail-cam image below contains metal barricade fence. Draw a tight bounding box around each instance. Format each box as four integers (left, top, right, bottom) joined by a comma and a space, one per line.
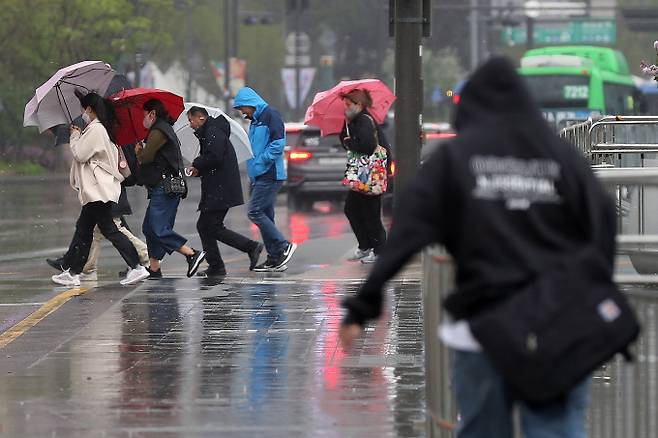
423, 116, 658, 437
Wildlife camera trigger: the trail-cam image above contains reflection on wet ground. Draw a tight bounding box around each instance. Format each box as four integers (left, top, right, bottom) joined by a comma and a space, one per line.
0, 277, 424, 437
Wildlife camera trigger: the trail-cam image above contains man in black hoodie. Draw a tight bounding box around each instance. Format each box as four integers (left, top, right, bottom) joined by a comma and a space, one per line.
339, 57, 619, 437
187, 107, 264, 277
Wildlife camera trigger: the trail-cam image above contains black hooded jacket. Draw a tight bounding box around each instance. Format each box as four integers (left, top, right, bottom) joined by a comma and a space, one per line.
192, 115, 244, 212
342, 57, 617, 324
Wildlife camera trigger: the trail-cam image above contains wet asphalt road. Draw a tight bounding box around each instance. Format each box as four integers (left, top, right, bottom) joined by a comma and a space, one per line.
0, 176, 424, 437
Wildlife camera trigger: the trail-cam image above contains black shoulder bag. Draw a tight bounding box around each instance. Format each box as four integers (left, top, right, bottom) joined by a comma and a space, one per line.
162, 138, 188, 199
468, 187, 640, 405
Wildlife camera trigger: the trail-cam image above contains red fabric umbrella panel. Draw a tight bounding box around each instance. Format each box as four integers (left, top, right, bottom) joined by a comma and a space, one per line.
109, 88, 184, 145
304, 79, 396, 136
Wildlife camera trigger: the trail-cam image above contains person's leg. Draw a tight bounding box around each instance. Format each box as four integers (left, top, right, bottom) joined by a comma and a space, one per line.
360, 194, 387, 254
142, 196, 165, 271
213, 208, 259, 253
116, 216, 149, 266
62, 203, 103, 275
344, 190, 371, 251
452, 350, 514, 438
146, 187, 188, 260
82, 225, 103, 273
95, 204, 140, 269
520, 377, 591, 438
197, 211, 224, 271
248, 178, 288, 258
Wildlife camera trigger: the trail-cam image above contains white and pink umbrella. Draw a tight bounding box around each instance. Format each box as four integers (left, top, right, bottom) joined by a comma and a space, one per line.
23, 60, 115, 132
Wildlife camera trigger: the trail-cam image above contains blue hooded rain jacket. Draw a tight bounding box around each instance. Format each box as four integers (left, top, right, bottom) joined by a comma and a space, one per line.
233, 87, 287, 181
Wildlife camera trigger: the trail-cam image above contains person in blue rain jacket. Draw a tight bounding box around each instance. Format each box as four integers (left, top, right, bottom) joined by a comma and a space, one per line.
233, 87, 297, 272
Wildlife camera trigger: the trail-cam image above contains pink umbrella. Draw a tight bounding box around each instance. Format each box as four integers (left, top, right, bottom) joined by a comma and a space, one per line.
23, 60, 115, 132
304, 79, 396, 136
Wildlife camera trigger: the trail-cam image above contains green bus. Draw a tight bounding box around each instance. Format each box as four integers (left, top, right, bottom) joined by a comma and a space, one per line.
518, 46, 638, 128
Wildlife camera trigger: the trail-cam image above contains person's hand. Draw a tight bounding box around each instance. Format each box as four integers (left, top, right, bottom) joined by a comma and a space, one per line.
70, 124, 81, 135
186, 166, 199, 177
339, 323, 363, 349
134, 141, 143, 154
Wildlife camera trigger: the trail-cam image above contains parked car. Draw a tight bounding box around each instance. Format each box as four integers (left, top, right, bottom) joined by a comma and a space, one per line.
284, 123, 396, 210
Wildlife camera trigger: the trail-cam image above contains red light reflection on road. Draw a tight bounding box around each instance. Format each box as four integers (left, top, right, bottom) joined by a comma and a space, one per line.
289, 213, 310, 244
320, 281, 344, 390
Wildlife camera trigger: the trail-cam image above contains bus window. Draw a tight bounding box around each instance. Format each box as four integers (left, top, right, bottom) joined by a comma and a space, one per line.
603, 83, 636, 115
523, 75, 590, 108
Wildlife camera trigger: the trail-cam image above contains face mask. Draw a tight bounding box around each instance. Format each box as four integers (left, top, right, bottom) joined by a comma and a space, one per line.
345, 107, 360, 120
143, 114, 154, 129
81, 111, 91, 124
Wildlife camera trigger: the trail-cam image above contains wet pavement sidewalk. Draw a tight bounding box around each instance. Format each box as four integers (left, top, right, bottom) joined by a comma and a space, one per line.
0, 230, 425, 437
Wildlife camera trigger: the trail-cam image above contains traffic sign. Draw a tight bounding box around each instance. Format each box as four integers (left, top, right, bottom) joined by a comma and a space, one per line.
525, 1, 587, 18
285, 32, 311, 55
285, 55, 311, 66
502, 20, 616, 46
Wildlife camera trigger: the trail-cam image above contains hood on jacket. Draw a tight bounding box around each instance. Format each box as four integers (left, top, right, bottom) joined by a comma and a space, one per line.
233, 87, 268, 120
453, 57, 544, 132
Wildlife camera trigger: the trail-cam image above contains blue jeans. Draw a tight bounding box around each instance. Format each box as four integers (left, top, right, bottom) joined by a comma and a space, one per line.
453, 350, 590, 438
247, 175, 288, 259
142, 185, 188, 260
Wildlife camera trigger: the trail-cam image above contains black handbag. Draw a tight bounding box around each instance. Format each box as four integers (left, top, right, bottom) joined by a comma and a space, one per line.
469, 248, 640, 405
162, 140, 188, 199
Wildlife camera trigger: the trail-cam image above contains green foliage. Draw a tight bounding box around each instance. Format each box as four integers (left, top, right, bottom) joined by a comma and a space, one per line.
0, 161, 47, 176
0, 0, 176, 150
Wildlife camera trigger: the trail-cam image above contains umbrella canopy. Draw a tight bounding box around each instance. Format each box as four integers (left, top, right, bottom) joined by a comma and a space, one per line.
173, 103, 253, 165
304, 79, 396, 136
23, 60, 115, 132
109, 88, 184, 145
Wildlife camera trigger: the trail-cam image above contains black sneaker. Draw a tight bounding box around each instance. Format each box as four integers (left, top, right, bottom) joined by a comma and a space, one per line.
147, 267, 163, 279
273, 242, 297, 270
248, 243, 264, 271
253, 258, 288, 273
186, 249, 206, 277
46, 257, 66, 272
197, 267, 227, 278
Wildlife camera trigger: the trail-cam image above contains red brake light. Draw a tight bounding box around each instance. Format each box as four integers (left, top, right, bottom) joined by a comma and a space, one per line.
390, 161, 396, 176
425, 132, 457, 140
452, 94, 460, 105
288, 151, 313, 161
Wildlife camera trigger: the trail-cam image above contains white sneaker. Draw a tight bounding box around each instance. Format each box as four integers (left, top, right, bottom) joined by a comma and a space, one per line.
347, 247, 371, 261
120, 266, 150, 285
360, 251, 378, 264
52, 270, 81, 287
80, 270, 98, 281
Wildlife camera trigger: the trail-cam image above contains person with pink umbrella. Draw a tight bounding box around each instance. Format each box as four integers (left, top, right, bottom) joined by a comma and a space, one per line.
339, 89, 392, 264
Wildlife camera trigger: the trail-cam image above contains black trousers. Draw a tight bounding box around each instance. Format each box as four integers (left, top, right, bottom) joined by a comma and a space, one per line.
62, 201, 140, 274
197, 209, 257, 269
344, 190, 386, 254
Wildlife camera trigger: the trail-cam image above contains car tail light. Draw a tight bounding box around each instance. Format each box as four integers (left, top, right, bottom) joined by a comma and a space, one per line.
287, 151, 313, 161
390, 161, 396, 176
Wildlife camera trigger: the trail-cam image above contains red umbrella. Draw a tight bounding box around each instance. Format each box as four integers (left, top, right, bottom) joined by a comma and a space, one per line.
304, 79, 396, 136
109, 88, 184, 145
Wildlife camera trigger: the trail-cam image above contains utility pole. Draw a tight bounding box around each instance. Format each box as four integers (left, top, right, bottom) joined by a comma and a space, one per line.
186, 7, 193, 101
391, 0, 427, 200
470, 0, 479, 70
295, 0, 302, 121
224, 0, 232, 110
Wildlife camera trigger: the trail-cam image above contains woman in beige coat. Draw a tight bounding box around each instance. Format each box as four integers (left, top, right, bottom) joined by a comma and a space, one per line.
51, 90, 149, 287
